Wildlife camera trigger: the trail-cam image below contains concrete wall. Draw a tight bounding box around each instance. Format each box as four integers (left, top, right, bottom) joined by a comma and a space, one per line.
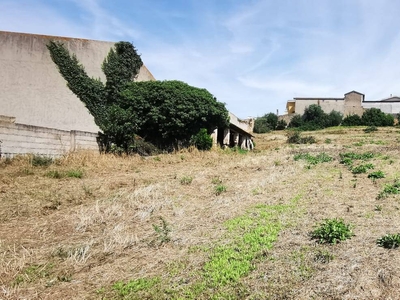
0, 119, 98, 158
362, 102, 400, 114
294, 99, 345, 115
0, 31, 155, 133
228, 112, 254, 133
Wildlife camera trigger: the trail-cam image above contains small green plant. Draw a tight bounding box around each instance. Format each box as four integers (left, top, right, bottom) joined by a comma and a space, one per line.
364, 125, 378, 133
180, 175, 193, 185
152, 217, 171, 244
368, 170, 385, 180
324, 138, 332, 144
153, 156, 161, 162
45, 170, 64, 179
314, 249, 334, 263
311, 218, 353, 244
215, 184, 227, 195
31, 155, 53, 167
351, 163, 374, 174
211, 177, 222, 184
66, 169, 83, 178
377, 181, 400, 199
287, 131, 316, 144
375, 205, 383, 211
340, 151, 376, 161
377, 233, 400, 249
294, 152, 333, 165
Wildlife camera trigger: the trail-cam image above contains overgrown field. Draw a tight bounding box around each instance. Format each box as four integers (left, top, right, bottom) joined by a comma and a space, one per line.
1, 127, 400, 299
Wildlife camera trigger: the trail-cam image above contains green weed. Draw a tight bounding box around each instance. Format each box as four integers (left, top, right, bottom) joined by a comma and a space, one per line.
311, 218, 353, 244
113, 277, 160, 297
45, 170, 64, 179
215, 184, 227, 195
66, 169, 83, 178
351, 163, 374, 174
294, 152, 333, 165
377, 234, 400, 249
152, 217, 171, 244
31, 155, 53, 167
377, 181, 400, 199
368, 171, 385, 180
180, 175, 193, 185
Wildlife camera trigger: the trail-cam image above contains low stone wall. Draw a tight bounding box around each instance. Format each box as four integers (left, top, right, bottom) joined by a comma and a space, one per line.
0, 121, 98, 158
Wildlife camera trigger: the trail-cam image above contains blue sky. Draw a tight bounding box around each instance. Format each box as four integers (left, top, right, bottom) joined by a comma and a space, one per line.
1, 0, 400, 118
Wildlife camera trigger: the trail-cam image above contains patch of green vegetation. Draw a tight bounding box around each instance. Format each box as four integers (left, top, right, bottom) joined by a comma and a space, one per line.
364, 125, 378, 133
66, 169, 84, 178
113, 277, 161, 297
180, 175, 193, 185
311, 218, 353, 244
45, 170, 64, 179
377, 181, 400, 199
368, 171, 385, 180
377, 233, 400, 249
105, 196, 301, 299
324, 138, 332, 144
31, 155, 53, 167
152, 217, 171, 244
287, 131, 316, 144
215, 184, 227, 195
14, 263, 54, 286
294, 152, 333, 166
351, 163, 374, 174
339, 151, 376, 162
314, 249, 334, 263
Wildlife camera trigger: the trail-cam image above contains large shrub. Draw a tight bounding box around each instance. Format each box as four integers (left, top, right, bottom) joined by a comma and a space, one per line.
47, 41, 229, 153
289, 105, 342, 130
342, 114, 362, 126
190, 128, 213, 150
361, 108, 394, 126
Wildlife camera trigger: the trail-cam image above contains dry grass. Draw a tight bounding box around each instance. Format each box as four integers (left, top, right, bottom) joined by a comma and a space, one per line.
1, 127, 400, 299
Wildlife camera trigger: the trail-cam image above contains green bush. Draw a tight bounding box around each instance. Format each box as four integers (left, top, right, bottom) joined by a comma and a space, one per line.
368, 171, 385, 179
377, 234, 400, 249
351, 163, 374, 174
31, 155, 53, 167
362, 108, 394, 127
190, 128, 213, 150
276, 119, 287, 130
342, 114, 362, 126
294, 152, 333, 165
311, 218, 353, 244
287, 131, 316, 144
288, 114, 303, 128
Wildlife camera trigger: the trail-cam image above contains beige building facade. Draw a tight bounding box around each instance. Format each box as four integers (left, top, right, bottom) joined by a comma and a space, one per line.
286, 91, 365, 117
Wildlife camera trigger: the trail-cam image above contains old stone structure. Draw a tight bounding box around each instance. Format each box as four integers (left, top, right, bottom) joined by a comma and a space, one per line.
211, 112, 254, 150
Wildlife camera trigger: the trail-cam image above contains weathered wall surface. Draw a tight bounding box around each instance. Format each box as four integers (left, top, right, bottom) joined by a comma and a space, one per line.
0, 120, 98, 157
362, 102, 400, 114
229, 112, 254, 133
294, 99, 345, 115
0, 31, 155, 133
344, 92, 364, 116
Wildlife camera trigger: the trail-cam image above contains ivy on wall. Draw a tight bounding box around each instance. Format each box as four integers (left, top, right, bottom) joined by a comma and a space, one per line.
47, 41, 228, 153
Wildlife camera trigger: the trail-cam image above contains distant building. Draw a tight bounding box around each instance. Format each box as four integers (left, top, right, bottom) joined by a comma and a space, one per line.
285, 91, 400, 118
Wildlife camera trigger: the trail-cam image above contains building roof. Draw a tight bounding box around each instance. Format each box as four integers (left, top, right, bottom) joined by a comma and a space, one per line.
344, 90, 365, 96
293, 97, 343, 100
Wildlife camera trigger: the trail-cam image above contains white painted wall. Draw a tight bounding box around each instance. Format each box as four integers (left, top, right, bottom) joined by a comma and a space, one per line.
362, 102, 400, 114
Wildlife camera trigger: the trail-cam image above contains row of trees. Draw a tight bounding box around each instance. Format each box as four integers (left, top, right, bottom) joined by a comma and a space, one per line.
254, 104, 395, 133
47, 41, 229, 154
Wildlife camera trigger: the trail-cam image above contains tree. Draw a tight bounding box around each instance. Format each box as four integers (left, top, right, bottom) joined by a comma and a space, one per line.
253, 113, 278, 133
47, 41, 229, 153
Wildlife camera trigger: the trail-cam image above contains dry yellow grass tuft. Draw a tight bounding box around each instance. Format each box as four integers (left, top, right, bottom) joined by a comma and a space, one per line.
1, 127, 400, 299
